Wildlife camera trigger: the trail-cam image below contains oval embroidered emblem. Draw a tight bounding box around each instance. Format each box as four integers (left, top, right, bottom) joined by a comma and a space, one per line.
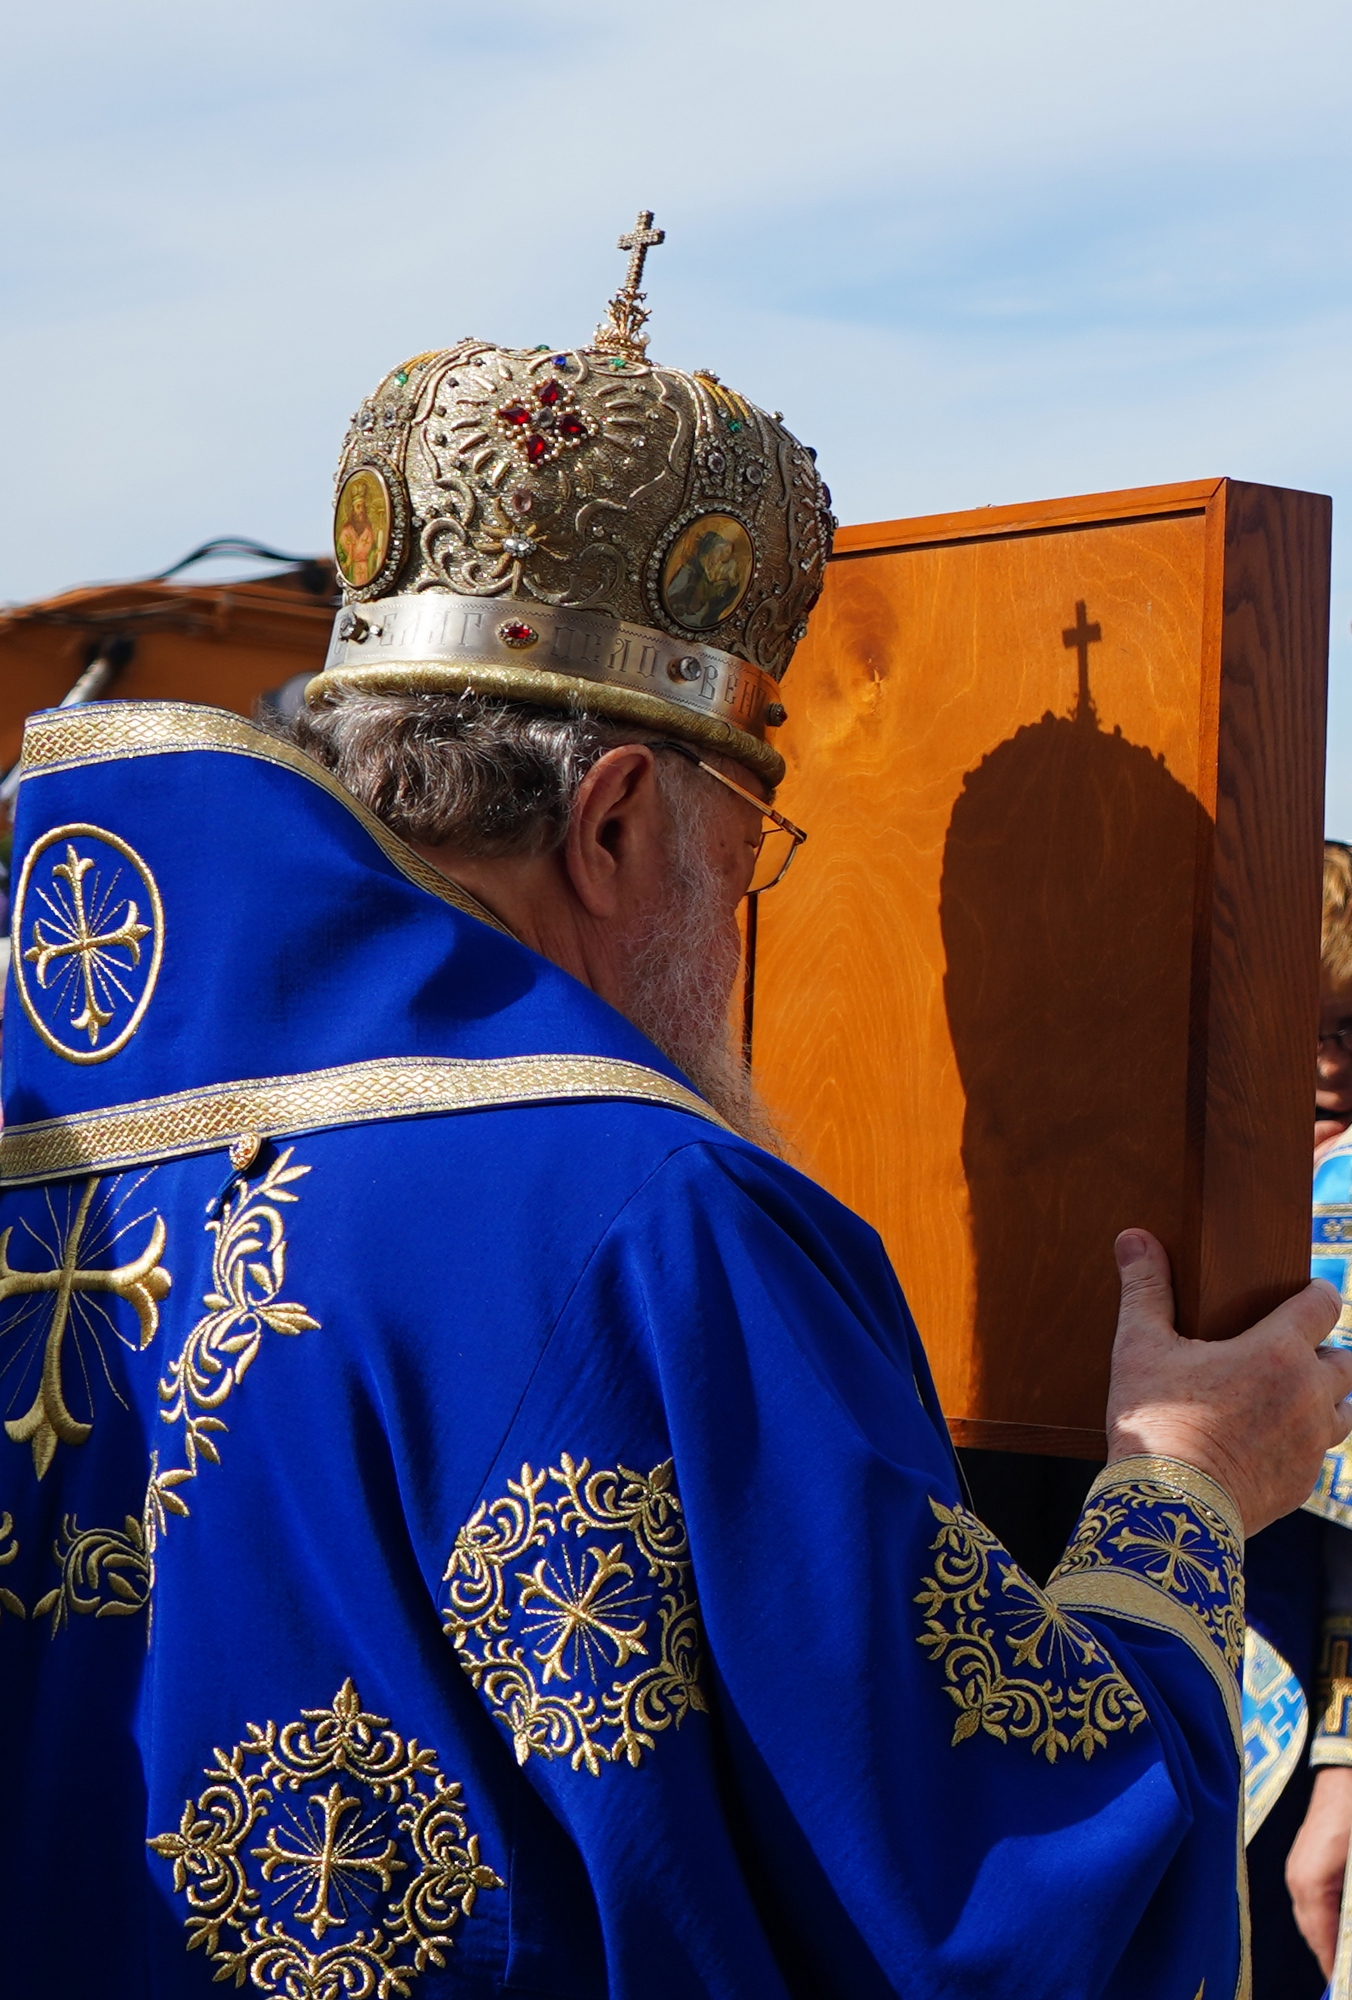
11, 823, 164, 1064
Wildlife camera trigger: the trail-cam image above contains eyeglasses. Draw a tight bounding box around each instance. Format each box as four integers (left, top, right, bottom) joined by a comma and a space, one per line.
650, 739, 807, 895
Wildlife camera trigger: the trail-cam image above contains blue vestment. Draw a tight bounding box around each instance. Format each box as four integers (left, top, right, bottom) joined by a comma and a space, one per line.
0, 702, 1249, 1997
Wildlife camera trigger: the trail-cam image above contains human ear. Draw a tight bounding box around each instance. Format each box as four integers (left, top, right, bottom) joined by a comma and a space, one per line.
563, 744, 665, 919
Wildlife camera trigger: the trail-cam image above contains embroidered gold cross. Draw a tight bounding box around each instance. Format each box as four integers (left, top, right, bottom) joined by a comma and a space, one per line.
1, 1177, 171, 1479
255, 1780, 403, 1940
519, 1542, 649, 1684
1110, 1509, 1219, 1596
24, 844, 152, 1047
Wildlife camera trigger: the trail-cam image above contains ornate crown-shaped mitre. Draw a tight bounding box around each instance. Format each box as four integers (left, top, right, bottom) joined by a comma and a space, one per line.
308, 218, 835, 786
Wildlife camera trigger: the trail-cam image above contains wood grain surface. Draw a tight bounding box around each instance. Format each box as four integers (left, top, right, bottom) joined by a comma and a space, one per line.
1193, 485, 1331, 1344
751, 479, 1330, 1452
0, 578, 334, 767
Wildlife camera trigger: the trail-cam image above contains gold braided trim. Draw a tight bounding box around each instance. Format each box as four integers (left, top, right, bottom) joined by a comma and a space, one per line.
0, 1054, 724, 1186
1314, 1616, 1352, 1753
1045, 1569, 1242, 1751
1087, 1455, 1245, 1551
15, 702, 512, 938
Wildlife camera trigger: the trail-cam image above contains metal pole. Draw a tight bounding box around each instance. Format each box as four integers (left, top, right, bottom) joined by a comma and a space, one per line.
0, 634, 134, 809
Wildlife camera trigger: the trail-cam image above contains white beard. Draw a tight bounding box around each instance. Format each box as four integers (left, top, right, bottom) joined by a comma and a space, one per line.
615, 787, 781, 1151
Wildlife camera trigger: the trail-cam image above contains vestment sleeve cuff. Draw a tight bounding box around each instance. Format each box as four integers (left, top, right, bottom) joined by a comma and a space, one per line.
1045, 1455, 1245, 1751
1311, 1613, 1352, 1764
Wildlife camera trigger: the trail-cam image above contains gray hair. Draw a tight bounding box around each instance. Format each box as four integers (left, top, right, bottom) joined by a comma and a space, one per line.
284, 687, 780, 1147
285, 691, 673, 856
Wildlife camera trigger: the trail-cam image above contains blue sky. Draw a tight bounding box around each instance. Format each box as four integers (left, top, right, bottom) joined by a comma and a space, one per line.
6, 0, 1352, 822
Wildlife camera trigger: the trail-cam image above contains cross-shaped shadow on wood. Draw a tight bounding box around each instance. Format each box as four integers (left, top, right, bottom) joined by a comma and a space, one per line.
938, 611, 1210, 1577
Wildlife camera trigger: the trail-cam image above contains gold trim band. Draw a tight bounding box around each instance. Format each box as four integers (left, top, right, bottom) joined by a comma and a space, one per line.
0, 1053, 725, 1186
15, 703, 512, 938
1046, 1568, 1243, 1751
307, 590, 787, 787
1089, 1455, 1244, 1550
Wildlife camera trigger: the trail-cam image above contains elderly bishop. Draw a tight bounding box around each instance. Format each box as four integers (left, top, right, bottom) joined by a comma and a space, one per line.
1, 223, 1350, 2000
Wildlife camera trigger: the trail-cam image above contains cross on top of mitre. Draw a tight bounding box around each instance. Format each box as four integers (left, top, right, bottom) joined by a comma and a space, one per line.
591, 210, 665, 359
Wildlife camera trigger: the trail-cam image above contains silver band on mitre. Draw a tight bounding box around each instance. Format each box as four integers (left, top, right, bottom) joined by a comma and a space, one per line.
305, 592, 788, 787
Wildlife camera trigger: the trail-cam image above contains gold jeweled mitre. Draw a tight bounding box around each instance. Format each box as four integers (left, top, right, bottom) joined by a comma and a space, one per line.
308, 213, 835, 786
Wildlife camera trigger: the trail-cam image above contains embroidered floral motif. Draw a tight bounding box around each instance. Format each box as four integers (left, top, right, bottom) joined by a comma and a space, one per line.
0, 1512, 25, 1620
33, 1511, 151, 1630
1048, 1471, 1244, 1673
30, 1148, 317, 1632
442, 1453, 705, 1774
148, 1678, 501, 1993
916, 1498, 1147, 1763
153, 1145, 317, 1507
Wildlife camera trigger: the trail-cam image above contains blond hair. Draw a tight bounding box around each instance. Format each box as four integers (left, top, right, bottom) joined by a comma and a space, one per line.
1324, 841, 1352, 985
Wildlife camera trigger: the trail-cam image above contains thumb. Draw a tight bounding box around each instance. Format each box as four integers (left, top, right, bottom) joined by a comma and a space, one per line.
1114, 1229, 1177, 1348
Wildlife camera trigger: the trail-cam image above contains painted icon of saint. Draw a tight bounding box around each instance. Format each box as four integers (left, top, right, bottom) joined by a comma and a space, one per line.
661, 515, 753, 632
334, 469, 391, 589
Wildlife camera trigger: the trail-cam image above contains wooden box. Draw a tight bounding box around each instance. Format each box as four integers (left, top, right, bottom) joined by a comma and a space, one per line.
749, 479, 1331, 1456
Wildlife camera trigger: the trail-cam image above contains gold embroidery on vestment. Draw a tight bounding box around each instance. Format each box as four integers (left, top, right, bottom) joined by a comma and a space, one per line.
1312, 1615, 1352, 1764
148, 1678, 501, 1991
915, 1498, 1147, 1762
0, 1173, 170, 1478
1071, 1455, 1243, 1558
0, 1053, 726, 1187
146, 1146, 318, 1566
443, 1454, 705, 1773
0, 1512, 25, 1620
11, 824, 165, 1064
16, 700, 511, 937
27, 1151, 315, 1632
1045, 1457, 1245, 1752
33, 1513, 151, 1630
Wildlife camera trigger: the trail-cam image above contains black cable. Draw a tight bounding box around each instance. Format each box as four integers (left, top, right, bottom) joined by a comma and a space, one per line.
154, 537, 321, 579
